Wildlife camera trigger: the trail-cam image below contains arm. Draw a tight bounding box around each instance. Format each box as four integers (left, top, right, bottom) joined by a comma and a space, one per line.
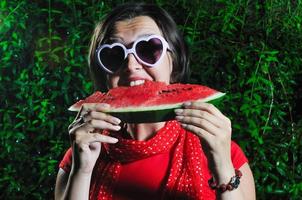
55, 168, 93, 200
210, 162, 255, 200
55, 103, 121, 200
236, 163, 255, 200
175, 102, 256, 200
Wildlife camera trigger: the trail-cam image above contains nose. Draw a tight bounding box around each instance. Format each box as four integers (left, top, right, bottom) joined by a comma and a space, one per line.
125, 54, 143, 72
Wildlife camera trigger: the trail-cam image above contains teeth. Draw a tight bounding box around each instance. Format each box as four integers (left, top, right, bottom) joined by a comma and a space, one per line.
130, 80, 145, 86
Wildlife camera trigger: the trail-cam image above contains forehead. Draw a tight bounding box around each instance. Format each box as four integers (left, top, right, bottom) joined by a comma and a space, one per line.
112, 16, 162, 43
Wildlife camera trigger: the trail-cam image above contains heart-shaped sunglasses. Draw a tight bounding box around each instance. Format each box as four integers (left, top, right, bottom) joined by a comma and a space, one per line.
95, 35, 170, 74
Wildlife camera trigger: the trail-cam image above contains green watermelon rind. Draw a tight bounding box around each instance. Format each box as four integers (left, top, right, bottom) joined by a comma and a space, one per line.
110, 92, 225, 123
69, 92, 225, 123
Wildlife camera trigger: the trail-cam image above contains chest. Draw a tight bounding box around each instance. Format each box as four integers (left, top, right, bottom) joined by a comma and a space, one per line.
113, 152, 170, 200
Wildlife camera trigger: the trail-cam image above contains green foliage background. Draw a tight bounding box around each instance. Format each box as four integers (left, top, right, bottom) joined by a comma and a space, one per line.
1, 0, 301, 199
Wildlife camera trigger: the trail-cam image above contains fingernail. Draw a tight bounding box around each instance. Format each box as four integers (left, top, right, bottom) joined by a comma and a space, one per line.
183, 102, 191, 107
113, 118, 121, 124
175, 116, 184, 121
181, 123, 187, 128
175, 109, 183, 114
114, 126, 121, 131
96, 104, 110, 111
99, 103, 110, 108
111, 138, 119, 143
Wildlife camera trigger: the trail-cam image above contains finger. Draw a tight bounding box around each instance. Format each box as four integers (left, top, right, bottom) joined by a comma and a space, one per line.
95, 103, 111, 111
69, 119, 92, 135
177, 116, 220, 136
83, 103, 109, 111
90, 111, 121, 125
175, 109, 225, 129
88, 119, 121, 131
75, 104, 85, 119
77, 103, 110, 118
69, 117, 121, 138
181, 123, 213, 141
183, 102, 223, 118
183, 102, 231, 125
75, 132, 118, 146
92, 133, 119, 144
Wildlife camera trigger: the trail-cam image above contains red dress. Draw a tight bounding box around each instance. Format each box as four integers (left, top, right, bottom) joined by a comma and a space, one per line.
59, 121, 248, 200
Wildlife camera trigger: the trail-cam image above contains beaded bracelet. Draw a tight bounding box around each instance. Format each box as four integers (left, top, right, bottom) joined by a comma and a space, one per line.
208, 169, 242, 193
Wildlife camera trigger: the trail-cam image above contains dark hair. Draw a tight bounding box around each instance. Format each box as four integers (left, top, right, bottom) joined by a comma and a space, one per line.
88, 2, 190, 91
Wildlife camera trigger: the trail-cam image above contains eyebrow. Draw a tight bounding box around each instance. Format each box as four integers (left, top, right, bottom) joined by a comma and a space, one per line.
108, 37, 123, 43
108, 33, 155, 44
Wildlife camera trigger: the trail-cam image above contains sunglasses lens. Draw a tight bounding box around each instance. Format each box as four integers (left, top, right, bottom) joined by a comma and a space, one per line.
99, 46, 125, 72
136, 38, 163, 65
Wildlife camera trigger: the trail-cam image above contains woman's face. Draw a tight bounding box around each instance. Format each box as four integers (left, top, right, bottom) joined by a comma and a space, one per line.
106, 16, 173, 88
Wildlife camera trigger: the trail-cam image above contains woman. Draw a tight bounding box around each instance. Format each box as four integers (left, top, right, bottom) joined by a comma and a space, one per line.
55, 3, 255, 200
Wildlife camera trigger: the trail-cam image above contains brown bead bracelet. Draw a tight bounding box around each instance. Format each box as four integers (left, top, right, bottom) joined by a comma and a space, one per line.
208, 169, 242, 193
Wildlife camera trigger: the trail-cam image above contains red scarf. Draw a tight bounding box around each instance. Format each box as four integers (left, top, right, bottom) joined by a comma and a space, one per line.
89, 121, 215, 199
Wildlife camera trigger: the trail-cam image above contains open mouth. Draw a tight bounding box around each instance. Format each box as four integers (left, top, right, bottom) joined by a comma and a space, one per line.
129, 79, 146, 86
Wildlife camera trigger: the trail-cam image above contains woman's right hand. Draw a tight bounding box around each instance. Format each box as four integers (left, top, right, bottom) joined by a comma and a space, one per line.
68, 103, 121, 174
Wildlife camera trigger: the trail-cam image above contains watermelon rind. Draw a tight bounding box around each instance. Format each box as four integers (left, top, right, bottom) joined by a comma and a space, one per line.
69, 92, 225, 123
109, 109, 176, 123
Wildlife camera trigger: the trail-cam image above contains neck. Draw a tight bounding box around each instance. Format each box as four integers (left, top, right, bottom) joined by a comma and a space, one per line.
126, 122, 166, 141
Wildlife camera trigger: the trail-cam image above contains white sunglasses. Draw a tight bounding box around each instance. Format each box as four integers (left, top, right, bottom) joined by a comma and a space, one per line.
96, 35, 170, 74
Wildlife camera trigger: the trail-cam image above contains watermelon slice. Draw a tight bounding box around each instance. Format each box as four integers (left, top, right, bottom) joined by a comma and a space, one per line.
69, 81, 225, 123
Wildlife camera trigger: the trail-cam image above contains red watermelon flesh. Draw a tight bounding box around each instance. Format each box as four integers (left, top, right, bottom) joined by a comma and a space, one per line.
69, 81, 225, 115
68, 81, 225, 123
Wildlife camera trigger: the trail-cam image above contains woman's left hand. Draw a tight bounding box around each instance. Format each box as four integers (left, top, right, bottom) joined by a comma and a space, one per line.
175, 101, 234, 182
